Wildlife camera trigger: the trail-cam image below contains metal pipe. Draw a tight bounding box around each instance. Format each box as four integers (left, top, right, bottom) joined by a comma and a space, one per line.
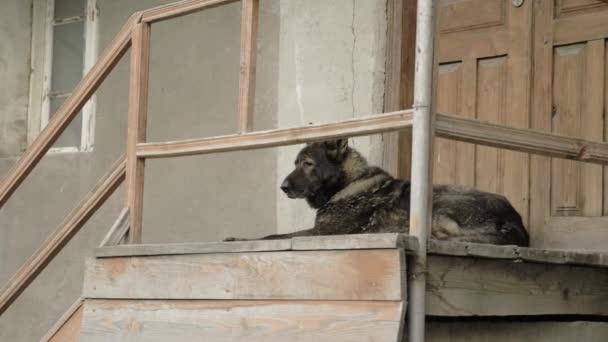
408, 0, 437, 341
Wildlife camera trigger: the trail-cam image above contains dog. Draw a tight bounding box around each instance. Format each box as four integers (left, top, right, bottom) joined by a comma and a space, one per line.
225, 139, 530, 246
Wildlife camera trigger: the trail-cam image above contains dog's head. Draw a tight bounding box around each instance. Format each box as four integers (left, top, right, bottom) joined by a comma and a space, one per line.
280, 139, 349, 204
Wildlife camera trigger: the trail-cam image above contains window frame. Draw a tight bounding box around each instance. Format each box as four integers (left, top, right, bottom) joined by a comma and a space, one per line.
28, 0, 99, 153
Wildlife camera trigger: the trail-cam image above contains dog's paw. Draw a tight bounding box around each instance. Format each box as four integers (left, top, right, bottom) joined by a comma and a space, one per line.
223, 237, 247, 242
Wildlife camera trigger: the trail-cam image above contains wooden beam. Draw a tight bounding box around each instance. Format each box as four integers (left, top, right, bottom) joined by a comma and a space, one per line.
382, 0, 404, 175
0, 156, 126, 316
41, 297, 84, 342
84, 250, 406, 301
98, 207, 130, 247
80, 300, 405, 341
141, 0, 239, 23
426, 255, 608, 316
125, 22, 151, 244
428, 240, 608, 268
436, 113, 608, 164
137, 110, 413, 158
95, 233, 419, 258
237, 0, 259, 133
0, 13, 138, 210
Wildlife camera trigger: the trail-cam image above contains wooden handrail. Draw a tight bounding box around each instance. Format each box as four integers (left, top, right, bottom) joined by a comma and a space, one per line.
436, 113, 608, 164
142, 0, 239, 23
0, 156, 126, 316
136, 110, 414, 158
0, 13, 140, 210
237, 0, 259, 133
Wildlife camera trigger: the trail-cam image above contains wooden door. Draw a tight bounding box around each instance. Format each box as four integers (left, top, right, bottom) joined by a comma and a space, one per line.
430, 0, 608, 249
530, 0, 608, 249
433, 0, 532, 227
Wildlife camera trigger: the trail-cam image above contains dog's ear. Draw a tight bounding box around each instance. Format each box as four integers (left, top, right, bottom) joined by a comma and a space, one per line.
323, 139, 348, 160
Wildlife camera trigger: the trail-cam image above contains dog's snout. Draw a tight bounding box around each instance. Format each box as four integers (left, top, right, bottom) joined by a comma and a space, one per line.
280, 179, 291, 193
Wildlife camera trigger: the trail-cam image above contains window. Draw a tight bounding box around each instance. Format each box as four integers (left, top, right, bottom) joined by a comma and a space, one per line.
31, 0, 99, 152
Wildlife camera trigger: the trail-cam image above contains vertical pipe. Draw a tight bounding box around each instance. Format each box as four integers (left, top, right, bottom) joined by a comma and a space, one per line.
408, 0, 436, 341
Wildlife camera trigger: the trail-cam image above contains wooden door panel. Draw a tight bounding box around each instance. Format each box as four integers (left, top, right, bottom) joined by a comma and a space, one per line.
439, 0, 506, 34
550, 42, 604, 216
435, 0, 531, 225
555, 0, 608, 17
434, 62, 475, 187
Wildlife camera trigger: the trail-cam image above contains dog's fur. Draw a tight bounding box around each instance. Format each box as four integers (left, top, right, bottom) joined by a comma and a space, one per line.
226, 139, 529, 246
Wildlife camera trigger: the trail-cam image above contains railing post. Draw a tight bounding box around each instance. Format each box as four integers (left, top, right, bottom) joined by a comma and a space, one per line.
125, 21, 151, 243
408, 0, 437, 341
238, 0, 259, 133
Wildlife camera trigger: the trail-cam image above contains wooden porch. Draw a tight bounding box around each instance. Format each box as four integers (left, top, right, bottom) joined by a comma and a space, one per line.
41, 233, 608, 341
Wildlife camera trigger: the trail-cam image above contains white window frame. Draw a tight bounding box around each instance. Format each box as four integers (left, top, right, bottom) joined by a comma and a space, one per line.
28, 0, 99, 153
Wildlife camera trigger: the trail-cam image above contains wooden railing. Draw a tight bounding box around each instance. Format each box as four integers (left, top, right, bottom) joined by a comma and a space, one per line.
2, 0, 608, 329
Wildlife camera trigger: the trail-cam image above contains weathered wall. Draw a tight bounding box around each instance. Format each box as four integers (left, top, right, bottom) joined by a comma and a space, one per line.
0, 0, 31, 157
0, 1, 279, 340
275, 0, 387, 233
0, 0, 388, 340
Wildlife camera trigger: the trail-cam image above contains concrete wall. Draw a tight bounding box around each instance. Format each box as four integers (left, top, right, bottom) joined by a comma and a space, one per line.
0, 0, 31, 157
0, 0, 388, 340
276, 0, 387, 233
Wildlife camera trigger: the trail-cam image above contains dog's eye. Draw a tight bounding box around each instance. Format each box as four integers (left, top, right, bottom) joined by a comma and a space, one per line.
304, 161, 314, 167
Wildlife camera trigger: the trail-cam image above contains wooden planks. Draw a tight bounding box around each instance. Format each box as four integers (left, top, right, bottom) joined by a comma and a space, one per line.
0, 13, 138, 210
428, 240, 608, 268
42, 297, 84, 342
83, 249, 406, 301
0, 156, 126, 315
95, 234, 420, 257
136, 110, 413, 158
237, 0, 259, 133
436, 113, 608, 164
426, 255, 608, 316
541, 216, 608, 251
125, 22, 151, 244
141, 0, 239, 23
79, 299, 405, 342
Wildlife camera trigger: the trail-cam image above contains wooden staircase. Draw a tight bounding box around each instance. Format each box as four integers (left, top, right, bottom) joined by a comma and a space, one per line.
43, 234, 608, 341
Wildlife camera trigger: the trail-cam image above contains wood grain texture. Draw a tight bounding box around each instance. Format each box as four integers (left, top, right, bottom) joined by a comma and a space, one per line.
426, 255, 608, 316
98, 208, 130, 247
125, 22, 151, 244
427, 321, 608, 342
95, 234, 419, 257
428, 240, 608, 268
83, 250, 406, 301
382, 0, 404, 175
292, 233, 419, 252
43, 298, 84, 342
142, 0, 239, 23
237, 0, 259, 133
0, 156, 126, 315
541, 217, 608, 251
96, 239, 293, 257
79, 299, 404, 342
436, 113, 608, 164
0, 13, 138, 210
137, 110, 413, 158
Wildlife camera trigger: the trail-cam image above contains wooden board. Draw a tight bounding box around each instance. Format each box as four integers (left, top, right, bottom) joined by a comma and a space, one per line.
427, 321, 608, 342
541, 216, 608, 251
428, 240, 608, 268
95, 234, 419, 257
79, 299, 404, 342
84, 250, 406, 301
426, 255, 608, 316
